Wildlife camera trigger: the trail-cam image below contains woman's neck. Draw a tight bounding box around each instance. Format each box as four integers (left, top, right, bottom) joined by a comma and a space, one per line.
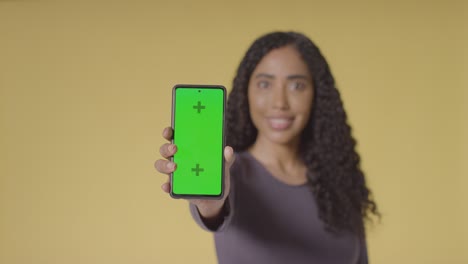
248, 136, 307, 185
247, 136, 303, 171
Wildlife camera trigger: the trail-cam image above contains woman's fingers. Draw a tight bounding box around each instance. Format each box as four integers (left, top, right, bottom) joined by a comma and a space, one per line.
161, 182, 170, 193
220, 146, 235, 199
157, 127, 175, 195
159, 143, 177, 159
162, 127, 173, 141
224, 146, 235, 169
160, 127, 177, 159
154, 159, 176, 174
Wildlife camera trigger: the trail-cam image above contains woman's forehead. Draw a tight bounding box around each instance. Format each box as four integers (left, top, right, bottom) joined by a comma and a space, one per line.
252, 46, 311, 80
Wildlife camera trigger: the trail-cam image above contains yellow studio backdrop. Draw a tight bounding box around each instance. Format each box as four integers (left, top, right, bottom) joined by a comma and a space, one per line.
0, 1, 466, 263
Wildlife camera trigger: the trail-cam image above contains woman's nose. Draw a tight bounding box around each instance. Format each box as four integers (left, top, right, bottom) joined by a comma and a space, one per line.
271, 86, 289, 110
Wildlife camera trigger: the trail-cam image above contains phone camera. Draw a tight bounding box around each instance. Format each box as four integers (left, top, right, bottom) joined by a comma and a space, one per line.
198, 90, 201, 93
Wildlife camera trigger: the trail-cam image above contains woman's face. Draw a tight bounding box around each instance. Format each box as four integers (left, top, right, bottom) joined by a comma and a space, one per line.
248, 45, 314, 146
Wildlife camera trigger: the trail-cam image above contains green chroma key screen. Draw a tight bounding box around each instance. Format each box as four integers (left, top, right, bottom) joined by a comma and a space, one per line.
171, 85, 225, 197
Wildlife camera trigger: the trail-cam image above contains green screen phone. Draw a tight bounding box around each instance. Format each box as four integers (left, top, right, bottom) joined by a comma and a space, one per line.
170, 84, 226, 199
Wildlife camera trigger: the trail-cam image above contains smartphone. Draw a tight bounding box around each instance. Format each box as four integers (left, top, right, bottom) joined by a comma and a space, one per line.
170, 84, 226, 199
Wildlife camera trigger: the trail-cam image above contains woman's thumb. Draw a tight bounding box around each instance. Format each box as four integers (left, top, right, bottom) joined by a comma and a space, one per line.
224, 146, 235, 168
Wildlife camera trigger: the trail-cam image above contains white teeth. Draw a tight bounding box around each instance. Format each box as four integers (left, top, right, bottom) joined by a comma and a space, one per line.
269, 118, 293, 129
271, 119, 290, 125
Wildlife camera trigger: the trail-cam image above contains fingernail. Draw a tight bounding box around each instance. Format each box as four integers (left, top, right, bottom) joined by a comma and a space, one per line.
170, 145, 176, 152
225, 147, 232, 156
166, 162, 174, 169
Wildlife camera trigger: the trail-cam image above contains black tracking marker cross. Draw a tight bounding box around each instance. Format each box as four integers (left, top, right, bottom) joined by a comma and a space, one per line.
191, 164, 204, 176
193, 101, 206, 113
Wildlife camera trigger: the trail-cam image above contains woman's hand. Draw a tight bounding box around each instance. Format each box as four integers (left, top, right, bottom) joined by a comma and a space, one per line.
154, 127, 235, 220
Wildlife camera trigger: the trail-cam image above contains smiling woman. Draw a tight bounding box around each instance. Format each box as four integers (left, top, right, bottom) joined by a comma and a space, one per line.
155, 31, 379, 264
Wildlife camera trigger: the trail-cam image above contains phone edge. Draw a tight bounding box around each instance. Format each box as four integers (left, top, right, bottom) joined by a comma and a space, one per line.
169, 84, 227, 200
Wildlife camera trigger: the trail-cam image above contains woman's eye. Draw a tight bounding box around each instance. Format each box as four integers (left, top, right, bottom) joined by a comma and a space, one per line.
289, 81, 306, 91
257, 81, 270, 89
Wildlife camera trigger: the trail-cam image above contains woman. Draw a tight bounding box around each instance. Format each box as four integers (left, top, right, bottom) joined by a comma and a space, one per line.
155, 31, 379, 264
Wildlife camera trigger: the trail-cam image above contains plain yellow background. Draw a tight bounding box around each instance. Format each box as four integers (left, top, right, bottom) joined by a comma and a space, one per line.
1, 0, 466, 263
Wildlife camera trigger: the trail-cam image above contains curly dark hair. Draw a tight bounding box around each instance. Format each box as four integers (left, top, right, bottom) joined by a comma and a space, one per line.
225, 31, 379, 237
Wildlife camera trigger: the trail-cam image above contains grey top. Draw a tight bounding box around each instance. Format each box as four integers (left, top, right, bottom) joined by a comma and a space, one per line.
190, 151, 368, 264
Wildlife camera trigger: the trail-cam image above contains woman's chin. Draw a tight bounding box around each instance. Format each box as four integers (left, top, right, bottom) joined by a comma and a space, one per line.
264, 132, 300, 146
